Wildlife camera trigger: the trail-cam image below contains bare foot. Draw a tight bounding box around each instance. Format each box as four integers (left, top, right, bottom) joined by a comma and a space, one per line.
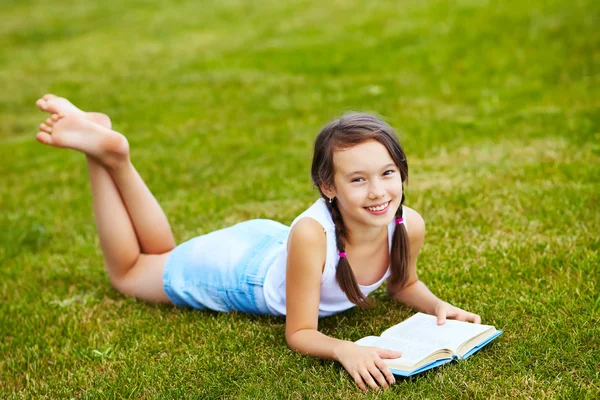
36, 94, 111, 129
36, 113, 129, 169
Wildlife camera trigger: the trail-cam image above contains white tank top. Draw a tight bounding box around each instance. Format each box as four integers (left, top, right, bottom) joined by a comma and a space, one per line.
263, 199, 404, 317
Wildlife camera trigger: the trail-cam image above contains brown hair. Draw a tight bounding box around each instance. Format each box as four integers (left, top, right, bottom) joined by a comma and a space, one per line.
311, 113, 410, 308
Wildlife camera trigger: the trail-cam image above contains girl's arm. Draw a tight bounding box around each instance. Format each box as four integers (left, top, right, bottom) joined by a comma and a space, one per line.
285, 218, 400, 391
387, 207, 481, 324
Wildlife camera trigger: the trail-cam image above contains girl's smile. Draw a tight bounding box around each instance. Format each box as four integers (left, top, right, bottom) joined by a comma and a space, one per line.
364, 200, 391, 215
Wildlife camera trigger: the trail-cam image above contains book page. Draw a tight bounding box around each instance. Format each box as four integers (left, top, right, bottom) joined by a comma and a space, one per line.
380, 313, 494, 354
355, 336, 447, 368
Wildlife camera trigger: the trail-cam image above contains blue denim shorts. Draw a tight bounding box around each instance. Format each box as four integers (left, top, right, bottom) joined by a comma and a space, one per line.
163, 219, 289, 314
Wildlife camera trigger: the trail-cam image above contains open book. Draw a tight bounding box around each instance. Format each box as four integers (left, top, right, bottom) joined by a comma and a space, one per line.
355, 313, 503, 377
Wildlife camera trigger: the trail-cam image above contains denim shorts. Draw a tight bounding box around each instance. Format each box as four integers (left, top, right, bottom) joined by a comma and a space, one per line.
163, 219, 289, 314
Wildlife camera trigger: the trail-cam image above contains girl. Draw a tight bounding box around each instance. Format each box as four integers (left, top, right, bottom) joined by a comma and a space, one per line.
34, 94, 481, 391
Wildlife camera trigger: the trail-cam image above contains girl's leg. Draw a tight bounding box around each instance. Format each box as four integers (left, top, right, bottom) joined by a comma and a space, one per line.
86, 154, 173, 302
36, 96, 175, 302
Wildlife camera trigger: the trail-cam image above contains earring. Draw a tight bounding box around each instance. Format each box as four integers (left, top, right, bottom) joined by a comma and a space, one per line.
329, 197, 333, 203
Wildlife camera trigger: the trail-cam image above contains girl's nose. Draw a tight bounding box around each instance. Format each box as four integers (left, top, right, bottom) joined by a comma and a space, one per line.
368, 181, 385, 199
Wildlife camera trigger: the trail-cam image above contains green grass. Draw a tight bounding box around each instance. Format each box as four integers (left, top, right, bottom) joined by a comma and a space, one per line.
1, 0, 599, 398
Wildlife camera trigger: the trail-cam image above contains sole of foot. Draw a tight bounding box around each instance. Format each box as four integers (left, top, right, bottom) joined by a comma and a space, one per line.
36, 113, 128, 169
36, 94, 111, 129
36, 94, 82, 115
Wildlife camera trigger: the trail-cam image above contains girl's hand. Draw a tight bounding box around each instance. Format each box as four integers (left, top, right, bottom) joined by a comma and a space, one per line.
334, 342, 400, 391
435, 301, 481, 325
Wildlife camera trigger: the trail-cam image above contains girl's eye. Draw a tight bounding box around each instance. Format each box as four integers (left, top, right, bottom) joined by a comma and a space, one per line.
351, 177, 364, 183
383, 170, 395, 176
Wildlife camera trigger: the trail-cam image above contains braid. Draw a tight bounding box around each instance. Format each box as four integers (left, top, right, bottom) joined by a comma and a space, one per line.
389, 184, 410, 288
325, 199, 372, 308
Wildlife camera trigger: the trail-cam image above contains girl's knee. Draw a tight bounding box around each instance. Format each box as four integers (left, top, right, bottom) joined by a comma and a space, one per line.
106, 254, 170, 303
108, 273, 136, 297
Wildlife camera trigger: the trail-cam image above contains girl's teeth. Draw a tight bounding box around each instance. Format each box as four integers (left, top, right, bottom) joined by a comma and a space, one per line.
367, 202, 388, 211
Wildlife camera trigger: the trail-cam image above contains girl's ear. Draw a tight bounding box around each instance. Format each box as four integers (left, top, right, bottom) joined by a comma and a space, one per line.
319, 183, 336, 199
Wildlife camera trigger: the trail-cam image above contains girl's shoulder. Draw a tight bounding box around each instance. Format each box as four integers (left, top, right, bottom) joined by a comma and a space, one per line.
402, 205, 426, 244
290, 217, 326, 242
287, 199, 331, 272
289, 198, 334, 232
287, 217, 327, 273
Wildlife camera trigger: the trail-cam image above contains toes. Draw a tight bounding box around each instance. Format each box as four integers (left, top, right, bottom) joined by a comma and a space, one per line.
36, 99, 47, 110
40, 123, 53, 133
45, 117, 54, 126
36, 131, 53, 145
43, 94, 57, 101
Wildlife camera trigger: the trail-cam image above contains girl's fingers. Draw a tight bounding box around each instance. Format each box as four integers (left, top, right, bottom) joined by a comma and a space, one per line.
351, 371, 367, 392
376, 348, 402, 359
374, 358, 396, 385
367, 364, 388, 389
360, 368, 379, 391
437, 309, 447, 325
437, 303, 481, 324
436, 302, 449, 325
467, 313, 481, 324
460, 312, 474, 322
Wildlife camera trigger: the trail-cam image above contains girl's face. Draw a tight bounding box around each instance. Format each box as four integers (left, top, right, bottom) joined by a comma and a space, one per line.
326, 139, 403, 230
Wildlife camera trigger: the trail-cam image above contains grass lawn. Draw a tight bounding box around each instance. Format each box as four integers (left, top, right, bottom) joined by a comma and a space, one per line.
1, 0, 598, 398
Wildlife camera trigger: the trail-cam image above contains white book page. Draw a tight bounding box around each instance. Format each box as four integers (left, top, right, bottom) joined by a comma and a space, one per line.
355, 336, 444, 368
381, 313, 493, 353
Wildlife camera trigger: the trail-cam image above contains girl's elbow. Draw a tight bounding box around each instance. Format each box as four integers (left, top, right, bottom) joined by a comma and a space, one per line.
285, 328, 313, 353
285, 331, 302, 353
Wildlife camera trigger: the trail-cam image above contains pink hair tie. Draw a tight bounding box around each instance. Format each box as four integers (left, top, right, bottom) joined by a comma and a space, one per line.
395, 218, 404, 224
338, 252, 346, 258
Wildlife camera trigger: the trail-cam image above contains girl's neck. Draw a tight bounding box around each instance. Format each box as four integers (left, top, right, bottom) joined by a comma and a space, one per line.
344, 221, 388, 248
